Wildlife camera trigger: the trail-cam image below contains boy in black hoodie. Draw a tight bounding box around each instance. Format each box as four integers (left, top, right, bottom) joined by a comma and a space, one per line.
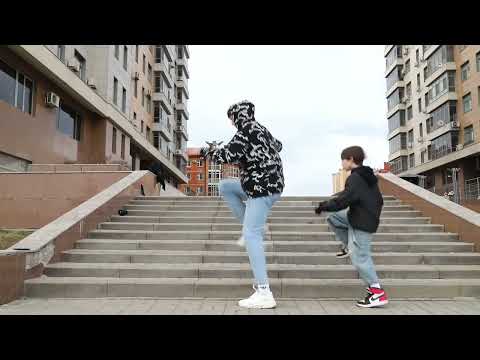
315, 146, 389, 308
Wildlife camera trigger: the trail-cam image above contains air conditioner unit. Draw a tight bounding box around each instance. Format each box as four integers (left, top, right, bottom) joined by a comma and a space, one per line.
456, 144, 464, 151
45, 92, 60, 108
67, 58, 80, 72
421, 110, 428, 115
87, 78, 97, 89
418, 137, 424, 143
438, 120, 445, 126
451, 121, 460, 128
132, 72, 140, 80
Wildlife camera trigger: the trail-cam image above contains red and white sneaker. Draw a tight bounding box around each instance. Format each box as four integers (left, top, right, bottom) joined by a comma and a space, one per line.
356, 287, 389, 308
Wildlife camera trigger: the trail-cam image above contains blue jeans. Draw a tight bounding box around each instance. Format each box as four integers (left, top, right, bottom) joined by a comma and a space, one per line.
326, 209, 379, 286
218, 179, 281, 286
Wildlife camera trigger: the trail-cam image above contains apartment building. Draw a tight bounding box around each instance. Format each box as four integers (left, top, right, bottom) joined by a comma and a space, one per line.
385, 45, 480, 201
0, 45, 189, 188
180, 148, 240, 196
332, 169, 351, 194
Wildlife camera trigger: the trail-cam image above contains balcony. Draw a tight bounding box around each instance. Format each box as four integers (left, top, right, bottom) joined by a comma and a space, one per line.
152, 121, 173, 142
176, 80, 189, 99
423, 45, 440, 61
162, 45, 175, 62
385, 58, 404, 77
386, 102, 406, 119
153, 63, 174, 87
427, 118, 460, 141
425, 62, 456, 87
388, 126, 407, 140
388, 149, 409, 162
425, 92, 457, 114
175, 148, 188, 161
384, 45, 394, 56
176, 103, 189, 120
152, 92, 173, 115
175, 124, 189, 140
386, 81, 405, 97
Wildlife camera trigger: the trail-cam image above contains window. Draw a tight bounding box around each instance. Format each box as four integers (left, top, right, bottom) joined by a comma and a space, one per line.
74, 50, 86, 81
113, 77, 118, 105
57, 102, 82, 141
409, 153, 415, 168
135, 45, 139, 63
416, 73, 420, 88
123, 46, 128, 70
134, 78, 138, 98
155, 46, 162, 63
141, 120, 144, 133
415, 49, 419, 64
197, 187, 203, 194
421, 150, 426, 164
427, 101, 457, 133
112, 127, 117, 154
464, 125, 474, 145
178, 46, 184, 59
57, 45, 66, 62
407, 106, 413, 120
425, 46, 454, 79
418, 98, 422, 113
14, 72, 34, 114
153, 131, 161, 149
389, 156, 408, 174
121, 134, 126, 159
122, 87, 126, 113
477, 51, 480, 72
198, 160, 204, 167
146, 95, 151, 113
404, 60, 410, 74
114, 45, 120, 59
177, 67, 183, 78
146, 126, 151, 141
389, 133, 407, 154
187, 173, 191, 180
387, 88, 404, 111
197, 173, 204, 180
385, 46, 402, 69
154, 72, 164, 93
408, 129, 414, 145
142, 54, 146, 73
142, 87, 145, 106
133, 112, 136, 120
0, 59, 17, 107
419, 123, 423, 137
430, 132, 459, 160
427, 71, 455, 104
463, 93, 472, 113
406, 82, 412, 98
461, 61, 470, 82
388, 110, 406, 133
148, 64, 152, 83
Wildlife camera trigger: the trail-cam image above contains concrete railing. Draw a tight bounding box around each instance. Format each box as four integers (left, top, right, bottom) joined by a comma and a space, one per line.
0, 170, 156, 305
378, 172, 480, 251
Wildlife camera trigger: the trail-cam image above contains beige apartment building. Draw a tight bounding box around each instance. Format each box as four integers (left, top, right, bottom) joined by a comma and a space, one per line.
332, 169, 351, 194
385, 45, 480, 201
0, 45, 190, 188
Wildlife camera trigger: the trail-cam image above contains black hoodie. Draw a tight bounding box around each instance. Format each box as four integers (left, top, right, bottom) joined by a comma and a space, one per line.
209, 100, 285, 198
320, 166, 384, 233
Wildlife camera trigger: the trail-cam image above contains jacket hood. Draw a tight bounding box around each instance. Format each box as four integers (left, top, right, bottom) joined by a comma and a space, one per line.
227, 100, 255, 130
351, 166, 378, 187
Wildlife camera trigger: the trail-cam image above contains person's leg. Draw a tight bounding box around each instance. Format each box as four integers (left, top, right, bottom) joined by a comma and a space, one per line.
349, 228, 388, 307
348, 228, 379, 286
218, 179, 247, 223
326, 209, 349, 250
243, 193, 281, 286
238, 193, 281, 308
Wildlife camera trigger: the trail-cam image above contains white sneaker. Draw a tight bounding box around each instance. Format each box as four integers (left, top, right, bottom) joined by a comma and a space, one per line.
236, 225, 269, 247
238, 286, 277, 309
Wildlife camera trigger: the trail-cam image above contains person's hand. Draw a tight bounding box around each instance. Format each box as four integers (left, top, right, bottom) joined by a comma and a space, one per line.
199, 147, 211, 159
314, 201, 327, 215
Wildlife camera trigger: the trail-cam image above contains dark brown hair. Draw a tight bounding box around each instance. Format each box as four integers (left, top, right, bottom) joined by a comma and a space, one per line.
341, 146, 365, 165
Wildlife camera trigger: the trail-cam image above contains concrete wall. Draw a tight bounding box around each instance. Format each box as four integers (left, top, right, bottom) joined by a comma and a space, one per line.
0, 171, 131, 229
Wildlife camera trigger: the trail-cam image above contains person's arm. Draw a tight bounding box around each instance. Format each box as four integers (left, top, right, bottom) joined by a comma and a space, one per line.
317, 176, 360, 213
207, 131, 248, 164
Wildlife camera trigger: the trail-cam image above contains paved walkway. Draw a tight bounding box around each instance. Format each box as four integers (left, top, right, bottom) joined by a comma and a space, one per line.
2, 297, 480, 314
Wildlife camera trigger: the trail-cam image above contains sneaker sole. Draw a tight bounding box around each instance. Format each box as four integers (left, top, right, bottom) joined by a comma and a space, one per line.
238, 302, 277, 309
356, 300, 389, 308
336, 254, 350, 259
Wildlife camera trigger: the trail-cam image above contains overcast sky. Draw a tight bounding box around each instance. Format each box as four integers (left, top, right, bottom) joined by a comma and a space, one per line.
187, 45, 388, 196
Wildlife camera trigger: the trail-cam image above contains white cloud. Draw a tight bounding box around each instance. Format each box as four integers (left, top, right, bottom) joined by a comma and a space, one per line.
187, 45, 388, 195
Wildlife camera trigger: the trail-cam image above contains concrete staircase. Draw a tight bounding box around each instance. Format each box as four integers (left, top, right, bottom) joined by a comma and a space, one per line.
25, 196, 480, 299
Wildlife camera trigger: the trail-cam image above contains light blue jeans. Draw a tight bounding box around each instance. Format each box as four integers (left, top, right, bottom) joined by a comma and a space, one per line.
218, 179, 281, 286
326, 209, 380, 286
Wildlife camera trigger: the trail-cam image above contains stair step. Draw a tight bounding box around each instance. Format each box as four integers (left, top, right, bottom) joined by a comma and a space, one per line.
87, 229, 459, 242
110, 215, 432, 225
121, 210, 424, 218
124, 205, 414, 212
129, 200, 404, 206
75, 239, 473, 253
62, 249, 480, 265
135, 196, 398, 201
99, 222, 444, 233
25, 277, 480, 299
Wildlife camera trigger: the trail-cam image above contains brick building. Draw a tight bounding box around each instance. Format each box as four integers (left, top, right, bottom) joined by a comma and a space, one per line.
180, 147, 240, 196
